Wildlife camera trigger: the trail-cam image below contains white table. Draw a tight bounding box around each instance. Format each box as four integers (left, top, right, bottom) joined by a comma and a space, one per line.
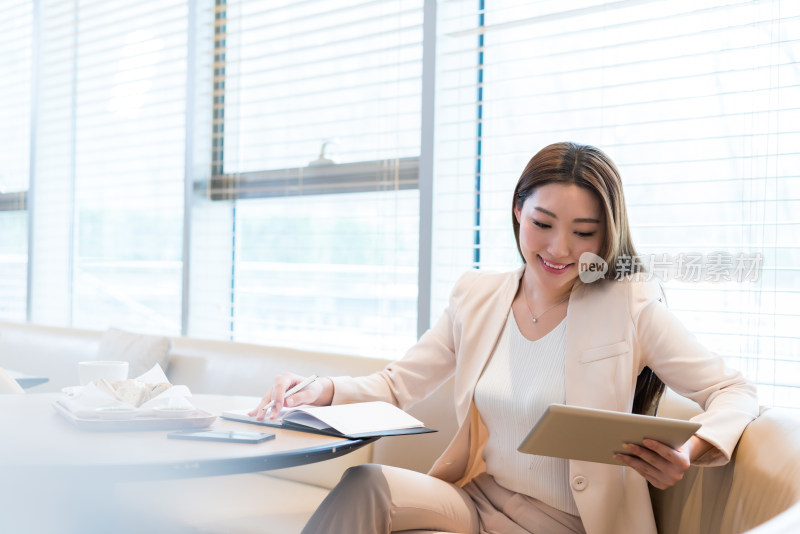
0, 393, 373, 478
0, 393, 374, 534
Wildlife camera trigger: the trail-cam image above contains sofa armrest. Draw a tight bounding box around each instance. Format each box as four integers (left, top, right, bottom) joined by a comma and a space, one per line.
652, 407, 800, 534
719, 407, 800, 532
744, 501, 800, 534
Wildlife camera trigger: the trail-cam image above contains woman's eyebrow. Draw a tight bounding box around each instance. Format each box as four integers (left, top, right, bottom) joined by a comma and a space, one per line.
534, 206, 557, 218
534, 207, 600, 224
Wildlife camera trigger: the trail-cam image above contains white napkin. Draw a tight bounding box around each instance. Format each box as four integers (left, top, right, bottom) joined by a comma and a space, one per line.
59, 363, 193, 418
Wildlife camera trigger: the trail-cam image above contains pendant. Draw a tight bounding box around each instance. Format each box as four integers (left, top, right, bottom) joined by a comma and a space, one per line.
531, 317, 537, 323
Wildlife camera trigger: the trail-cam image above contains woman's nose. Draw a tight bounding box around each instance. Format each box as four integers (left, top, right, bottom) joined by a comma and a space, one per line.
548, 231, 571, 259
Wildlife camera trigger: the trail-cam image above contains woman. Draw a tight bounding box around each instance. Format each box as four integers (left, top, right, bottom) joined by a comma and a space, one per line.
251, 142, 759, 534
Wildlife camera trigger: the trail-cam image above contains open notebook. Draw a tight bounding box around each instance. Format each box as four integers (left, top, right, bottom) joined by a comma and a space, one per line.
222, 401, 436, 439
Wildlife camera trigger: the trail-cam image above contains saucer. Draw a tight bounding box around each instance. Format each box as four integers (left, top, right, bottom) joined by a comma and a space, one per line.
152, 406, 195, 418
96, 406, 138, 420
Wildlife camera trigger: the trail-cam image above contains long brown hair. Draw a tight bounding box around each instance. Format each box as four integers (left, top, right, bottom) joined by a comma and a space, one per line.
512, 142, 664, 414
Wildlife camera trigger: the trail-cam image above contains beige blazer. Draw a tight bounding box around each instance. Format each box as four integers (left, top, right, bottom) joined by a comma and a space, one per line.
332, 266, 759, 534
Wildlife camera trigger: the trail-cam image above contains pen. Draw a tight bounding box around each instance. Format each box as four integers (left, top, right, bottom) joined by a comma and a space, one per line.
262, 374, 318, 414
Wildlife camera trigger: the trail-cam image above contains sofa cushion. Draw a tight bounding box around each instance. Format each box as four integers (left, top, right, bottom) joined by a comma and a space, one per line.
98, 328, 172, 378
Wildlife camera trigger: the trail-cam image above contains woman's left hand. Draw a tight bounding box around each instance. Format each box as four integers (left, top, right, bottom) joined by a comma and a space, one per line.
613, 435, 711, 490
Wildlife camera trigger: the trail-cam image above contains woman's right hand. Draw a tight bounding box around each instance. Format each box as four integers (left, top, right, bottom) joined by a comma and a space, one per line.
248, 372, 334, 420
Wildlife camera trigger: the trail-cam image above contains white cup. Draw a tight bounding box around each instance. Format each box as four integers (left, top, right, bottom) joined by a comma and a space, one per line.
78, 361, 129, 386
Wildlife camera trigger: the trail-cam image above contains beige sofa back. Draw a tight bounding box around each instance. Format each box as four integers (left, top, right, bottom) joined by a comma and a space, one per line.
0, 321, 101, 391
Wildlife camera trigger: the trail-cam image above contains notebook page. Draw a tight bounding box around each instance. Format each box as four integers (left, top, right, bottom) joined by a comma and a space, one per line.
292, 401, 423, 436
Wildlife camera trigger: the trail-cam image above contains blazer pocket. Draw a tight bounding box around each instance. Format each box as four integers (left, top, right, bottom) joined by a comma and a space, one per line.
580, 341, 630, 363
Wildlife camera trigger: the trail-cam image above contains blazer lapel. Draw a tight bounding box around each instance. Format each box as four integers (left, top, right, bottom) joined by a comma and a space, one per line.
453, 266, 524, 421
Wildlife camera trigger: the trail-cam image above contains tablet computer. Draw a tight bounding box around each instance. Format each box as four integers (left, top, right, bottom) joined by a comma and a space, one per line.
517, 404, 701, 466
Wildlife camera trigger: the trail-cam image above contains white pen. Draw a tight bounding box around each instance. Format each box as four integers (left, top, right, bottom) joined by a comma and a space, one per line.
262, 374, 318, 415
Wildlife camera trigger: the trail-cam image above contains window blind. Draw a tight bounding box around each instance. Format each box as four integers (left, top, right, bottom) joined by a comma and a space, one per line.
0, 1, 31, 322
29, 0, 187, 333
188, 0, 424, 357
432, 0, 800, 407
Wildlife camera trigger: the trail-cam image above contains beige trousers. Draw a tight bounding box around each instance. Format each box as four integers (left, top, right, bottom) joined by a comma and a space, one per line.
302, 464, 585, 534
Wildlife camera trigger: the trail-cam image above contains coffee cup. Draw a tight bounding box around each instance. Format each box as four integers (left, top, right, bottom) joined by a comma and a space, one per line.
78, 361, 129, 386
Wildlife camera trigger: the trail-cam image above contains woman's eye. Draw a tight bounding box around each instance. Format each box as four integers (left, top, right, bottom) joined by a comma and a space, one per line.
533, 220, 551, 229
575, 231, 596, 238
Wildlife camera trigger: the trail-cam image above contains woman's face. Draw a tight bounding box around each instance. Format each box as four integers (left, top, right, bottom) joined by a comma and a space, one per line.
515, 183, 606, 291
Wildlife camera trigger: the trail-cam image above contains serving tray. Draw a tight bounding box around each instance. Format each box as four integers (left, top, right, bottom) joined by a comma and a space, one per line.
53, 400, 217, 431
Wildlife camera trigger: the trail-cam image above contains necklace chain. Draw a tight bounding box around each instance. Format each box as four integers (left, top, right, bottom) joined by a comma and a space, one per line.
521, 280, 570, 324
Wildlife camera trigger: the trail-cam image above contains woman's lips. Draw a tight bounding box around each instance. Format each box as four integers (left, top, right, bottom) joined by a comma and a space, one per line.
538, 255, 572, 274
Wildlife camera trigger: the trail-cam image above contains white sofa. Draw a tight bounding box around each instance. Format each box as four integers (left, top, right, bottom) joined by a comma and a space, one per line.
1, 320, 799, 534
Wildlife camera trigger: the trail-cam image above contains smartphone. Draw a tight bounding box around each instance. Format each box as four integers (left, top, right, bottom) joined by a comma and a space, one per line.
167, 430, 276, 444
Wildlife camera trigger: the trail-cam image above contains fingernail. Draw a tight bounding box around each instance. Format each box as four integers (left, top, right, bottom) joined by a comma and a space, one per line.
622, 443, 633, 450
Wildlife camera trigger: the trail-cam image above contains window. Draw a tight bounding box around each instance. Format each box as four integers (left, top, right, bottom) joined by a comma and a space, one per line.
29, 0, 187, 332
187, 0, 424, 356
0, 2, 32, 322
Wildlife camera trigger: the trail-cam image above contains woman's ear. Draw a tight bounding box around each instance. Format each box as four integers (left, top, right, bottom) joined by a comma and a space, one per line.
514, 205, 522, 224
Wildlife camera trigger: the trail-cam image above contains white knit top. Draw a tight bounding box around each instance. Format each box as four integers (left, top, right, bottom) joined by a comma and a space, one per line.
474, 311, 578, 515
